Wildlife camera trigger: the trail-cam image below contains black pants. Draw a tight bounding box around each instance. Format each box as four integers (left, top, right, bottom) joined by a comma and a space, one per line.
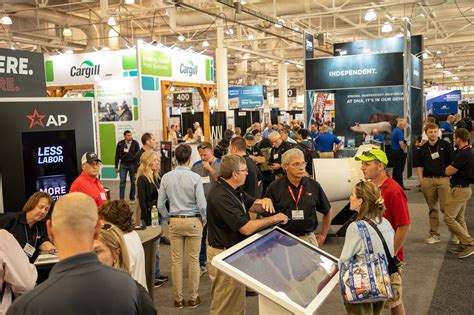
392, 150, 407, 188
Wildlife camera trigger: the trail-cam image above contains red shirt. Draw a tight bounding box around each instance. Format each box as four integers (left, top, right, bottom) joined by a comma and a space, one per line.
380, 176, 410, 261
70, 171, 108, 208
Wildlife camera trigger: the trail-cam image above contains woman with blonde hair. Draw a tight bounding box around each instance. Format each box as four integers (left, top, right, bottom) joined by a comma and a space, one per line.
136, 150, 169, 287
339, 181, 395, 315
93, 223, 156, 314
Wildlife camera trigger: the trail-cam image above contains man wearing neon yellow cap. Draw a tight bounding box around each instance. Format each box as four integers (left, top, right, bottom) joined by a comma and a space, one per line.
355, 148, 411, 315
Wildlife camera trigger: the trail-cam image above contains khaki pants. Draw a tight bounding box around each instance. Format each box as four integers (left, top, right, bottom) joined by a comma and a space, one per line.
298, 232, 319, 247
444, 187, 474, 245
319, 152, 334, 159
420, 177, 450, 236
169, 217, 202, 301
385, 270, 403, 309
208, 246, 246, 315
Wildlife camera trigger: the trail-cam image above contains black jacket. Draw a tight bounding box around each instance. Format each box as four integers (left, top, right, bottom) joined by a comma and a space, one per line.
137, 175, 160, 226
115, 140, 140, 168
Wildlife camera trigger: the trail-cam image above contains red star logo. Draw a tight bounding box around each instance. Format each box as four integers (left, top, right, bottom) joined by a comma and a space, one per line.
26, 109, 46, 128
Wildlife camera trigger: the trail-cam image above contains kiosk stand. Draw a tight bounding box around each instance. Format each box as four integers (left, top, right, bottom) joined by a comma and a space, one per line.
212, 227, 340, 315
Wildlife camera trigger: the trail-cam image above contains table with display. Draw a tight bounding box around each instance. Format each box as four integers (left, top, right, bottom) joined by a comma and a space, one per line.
212, 227, 340, 315
35, 226, 161, 298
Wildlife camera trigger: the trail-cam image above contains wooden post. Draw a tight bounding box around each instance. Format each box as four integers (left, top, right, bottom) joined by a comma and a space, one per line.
198, 86, 214, 142
161, 81, 172, 141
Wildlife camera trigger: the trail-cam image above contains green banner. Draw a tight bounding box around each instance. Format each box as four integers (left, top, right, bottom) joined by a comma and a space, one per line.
140, 49, 172, 77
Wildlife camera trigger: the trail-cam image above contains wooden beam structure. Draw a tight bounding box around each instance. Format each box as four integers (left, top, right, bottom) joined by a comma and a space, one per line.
46, 84, 94, 97
160, 80, 215, 142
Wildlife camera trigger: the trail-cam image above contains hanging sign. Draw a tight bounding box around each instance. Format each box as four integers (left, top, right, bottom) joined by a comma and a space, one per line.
173, 92, 193, 107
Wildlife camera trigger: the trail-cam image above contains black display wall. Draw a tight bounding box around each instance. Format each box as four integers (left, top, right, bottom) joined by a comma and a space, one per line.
181, 112, 204, 137
0, 99, 95, 212
233, 110, 260, 134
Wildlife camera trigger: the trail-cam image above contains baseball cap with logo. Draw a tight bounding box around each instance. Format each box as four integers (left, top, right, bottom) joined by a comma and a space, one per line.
244, 133, 255, 140
81, 152, 102, 164
354, 148, 388, 165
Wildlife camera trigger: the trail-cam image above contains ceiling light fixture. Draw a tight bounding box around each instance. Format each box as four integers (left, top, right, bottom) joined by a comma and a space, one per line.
248, 34, 254, 40
240, 0, 247, 4
124, 0, 135, 4
436, 50, 442, 54
435, 63, 442, 68
107, 17, 116, 26
63, 27, 72, 37
178, 35, 185, 42
381, 22, 392, 33
202, 40, 209, 47
275, 19, 284, 28
225, 28, 234, 35
422, 52, 428, 59
453, 76, 459, 80
65, 49, 74, 55
1, 15, 12, 25
364, 9, 376, 22
10, 45, 15, 50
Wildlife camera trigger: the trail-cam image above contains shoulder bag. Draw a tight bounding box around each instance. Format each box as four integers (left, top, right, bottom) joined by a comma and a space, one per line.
339, 221, 393, 303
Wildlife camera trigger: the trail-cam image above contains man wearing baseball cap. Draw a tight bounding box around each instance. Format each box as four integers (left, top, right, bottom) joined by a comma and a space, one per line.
355, 148, 410, 315
70, 152, 108, 208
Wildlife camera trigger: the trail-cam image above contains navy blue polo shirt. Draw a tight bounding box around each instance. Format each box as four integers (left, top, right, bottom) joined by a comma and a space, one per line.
315, 132, 341, 152
391, 127, 405, 151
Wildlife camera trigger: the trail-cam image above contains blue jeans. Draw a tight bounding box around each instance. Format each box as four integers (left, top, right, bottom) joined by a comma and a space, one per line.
119, 163, 136, 200
155, 216, 164, 278
199, 224, 207, 267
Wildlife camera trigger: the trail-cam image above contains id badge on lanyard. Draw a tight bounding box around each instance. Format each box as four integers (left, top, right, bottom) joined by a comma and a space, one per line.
289, 185, 304, 220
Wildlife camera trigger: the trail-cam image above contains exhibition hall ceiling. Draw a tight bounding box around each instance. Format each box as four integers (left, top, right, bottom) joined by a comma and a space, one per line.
1, 0, 473, 94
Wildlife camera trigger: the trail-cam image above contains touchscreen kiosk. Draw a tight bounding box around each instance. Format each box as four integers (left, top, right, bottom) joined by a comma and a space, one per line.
212, 227, 339, 315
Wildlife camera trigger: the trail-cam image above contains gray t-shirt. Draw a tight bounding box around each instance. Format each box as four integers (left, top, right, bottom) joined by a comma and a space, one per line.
191, 158, 221, 199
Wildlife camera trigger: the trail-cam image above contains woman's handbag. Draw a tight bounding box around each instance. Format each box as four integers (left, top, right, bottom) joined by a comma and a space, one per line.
340, 221, 394, 303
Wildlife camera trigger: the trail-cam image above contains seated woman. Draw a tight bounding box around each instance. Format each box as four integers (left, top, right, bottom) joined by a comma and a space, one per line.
93, 223, 156, 315
339, 181, 395, 315
0, 192, 56, 263
99, 200, 147, 290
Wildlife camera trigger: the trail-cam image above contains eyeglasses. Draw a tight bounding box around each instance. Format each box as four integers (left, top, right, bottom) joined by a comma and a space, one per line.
288, 162, 307, 168
197, 143, 212, 150
102, 223, 113, 231
236, 168, 248, 173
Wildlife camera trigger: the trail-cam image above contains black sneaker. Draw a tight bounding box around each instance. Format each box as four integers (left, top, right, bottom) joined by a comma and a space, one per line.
154, 276, 169, 287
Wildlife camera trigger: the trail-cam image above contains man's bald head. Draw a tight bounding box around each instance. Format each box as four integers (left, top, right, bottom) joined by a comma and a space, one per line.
51, 192, 99, 238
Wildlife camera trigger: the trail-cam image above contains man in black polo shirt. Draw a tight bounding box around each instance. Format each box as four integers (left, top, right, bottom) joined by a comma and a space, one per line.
266, 148, 332, 247
207, 154, 288, 315
245, 133, 265, 165
415, 123, 454, 244
229, 136, 261, 198
268, 131, 293, 177
8, 192, 139, 315
444, 128, 474, 259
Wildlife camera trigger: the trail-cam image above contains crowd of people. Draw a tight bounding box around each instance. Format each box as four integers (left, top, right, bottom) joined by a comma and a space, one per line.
0, 114, 472, 315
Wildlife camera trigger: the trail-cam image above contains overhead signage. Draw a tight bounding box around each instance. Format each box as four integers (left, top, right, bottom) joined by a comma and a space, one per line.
44, 49, 137, 86
228, 86, 264, 109
411, 54, 422, 89
333, 35, 422, 56
138, 44, 214, 87
173, 92, 193, 107
0, 48, 46, 97
304, 31, 314, 60
305, 53, 403, 91
274, 88, 297, 98
426, 90, 461, 113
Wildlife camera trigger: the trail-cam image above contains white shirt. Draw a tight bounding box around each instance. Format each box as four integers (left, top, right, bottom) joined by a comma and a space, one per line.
123, 231, 147, 290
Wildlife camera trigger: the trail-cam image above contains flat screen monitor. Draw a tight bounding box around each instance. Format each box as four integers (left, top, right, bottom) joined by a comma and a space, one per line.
212, 227, 339, 314
22, 130, 78, 200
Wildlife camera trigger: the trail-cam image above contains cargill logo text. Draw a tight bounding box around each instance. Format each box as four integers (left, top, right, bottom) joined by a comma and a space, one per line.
180, 61, 197, 77
70, 60, 100, 78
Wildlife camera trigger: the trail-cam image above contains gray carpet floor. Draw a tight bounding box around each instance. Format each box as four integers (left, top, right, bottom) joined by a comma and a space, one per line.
104, 179, 474, 315
428, 199, 474, 315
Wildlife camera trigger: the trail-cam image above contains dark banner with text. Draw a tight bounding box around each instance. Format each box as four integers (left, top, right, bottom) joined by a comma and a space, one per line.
306, 53, 403, 91
333, 35, 422, 56
304, 31, 314, 60
334, 86, 404, 139
0, 48, 46, 97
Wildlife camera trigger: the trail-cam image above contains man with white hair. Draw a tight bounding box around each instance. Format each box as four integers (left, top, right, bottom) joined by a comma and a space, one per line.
265, 149, 332, 247
194, 122, 203, 142
8, 193, 140, 315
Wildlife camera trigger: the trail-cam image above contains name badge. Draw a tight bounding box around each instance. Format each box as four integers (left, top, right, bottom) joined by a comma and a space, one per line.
202, 176, 210, 184
273, 154, 279, 160
23, 243, 36, 257
291, 209, 304, 220
431, 152, 440, 160
100, 192, 107, 200
124, 148, 129, 153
